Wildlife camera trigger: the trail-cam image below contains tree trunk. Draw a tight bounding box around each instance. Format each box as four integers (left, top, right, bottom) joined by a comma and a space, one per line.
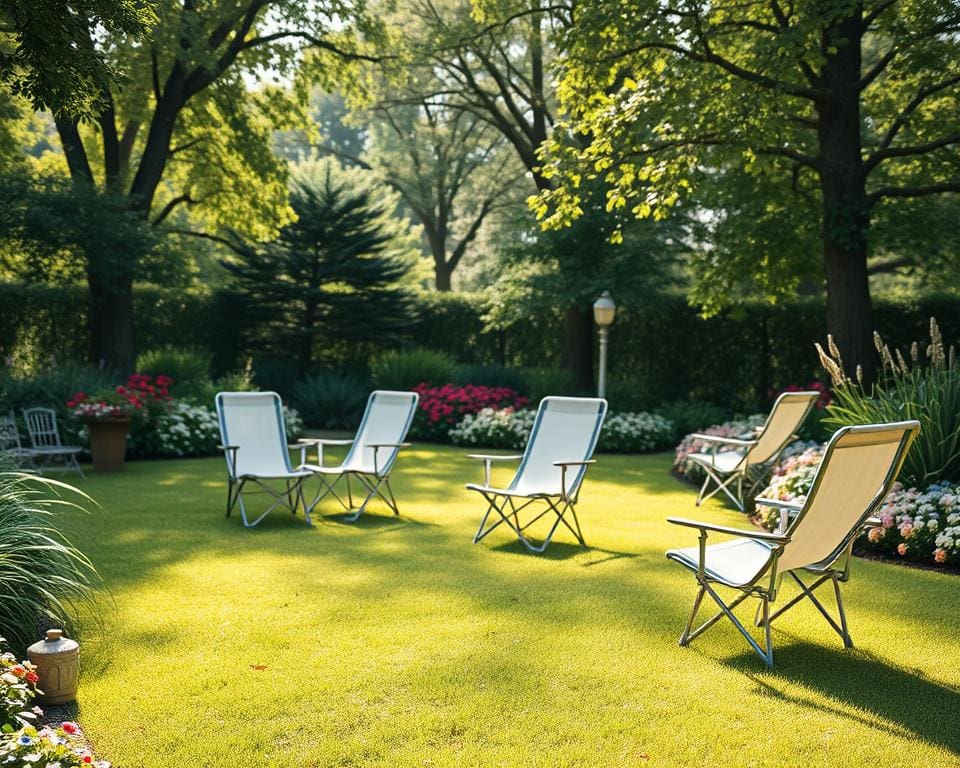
816, 7, 876, 384
564, 306, 595, 392
87, 267, 135, 374
435, 262, 452, 291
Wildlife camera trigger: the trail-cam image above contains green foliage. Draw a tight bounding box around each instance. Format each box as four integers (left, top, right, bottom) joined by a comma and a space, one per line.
820, 320, 960, 486
371, 349, 457, 390
519, 368, 578, 403
251, 358, 301, 398
0, 0, 153, 118
222, 159, 420, 374
0, 471, 98, 654
136, 347, 212, 401
454, 364, 527, 394
292, 371, 371, 429
655, 400, 729, 444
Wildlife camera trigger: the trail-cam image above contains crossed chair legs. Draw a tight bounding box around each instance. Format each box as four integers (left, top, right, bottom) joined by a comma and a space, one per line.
310, 472, 401, 522
694, 464, 768, 512
678, 567, 854, 667
472, 492, 586, 554
226, 475, 311, 528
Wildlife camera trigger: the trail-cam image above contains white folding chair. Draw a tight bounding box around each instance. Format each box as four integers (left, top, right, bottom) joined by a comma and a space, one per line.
466, 396, 607, 553
0, 411, 37, 470
22, 407, 84, 478
666, 420, 919, 666
687, 391, 819, 511
215, 391, 315, 528
302, 390, 419, 522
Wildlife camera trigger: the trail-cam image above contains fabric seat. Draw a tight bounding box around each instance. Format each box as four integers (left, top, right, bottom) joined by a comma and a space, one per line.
687, 450, 744, 474
667, 538, 777, 588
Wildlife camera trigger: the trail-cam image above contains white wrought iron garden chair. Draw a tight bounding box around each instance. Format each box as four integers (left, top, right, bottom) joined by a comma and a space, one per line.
666, 420, 919, 667
0, 411, 37, 470
467, 396, 607, 553
688, 390, 819, 511
301, 390, 419, 522
22, 407, 84, 478
215, 391, 316, 528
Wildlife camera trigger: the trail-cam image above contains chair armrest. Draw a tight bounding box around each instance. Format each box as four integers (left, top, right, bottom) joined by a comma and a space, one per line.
368, 442, 411, 449
466, 453, 524, 461
754, 498, 803, 510
667, 517, 789, 543
864, 516, 882, 527
468, 454, 523, 487
690, 434, 756, 448
553, 459, 596, 467
298, 438, 354, 446
217, 444, 239, 450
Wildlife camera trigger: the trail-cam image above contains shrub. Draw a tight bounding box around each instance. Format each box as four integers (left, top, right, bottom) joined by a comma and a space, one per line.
251, 357, 300, 397
656, 400, 729, 443
450, 407, 674, 453
450, 407, 536, 449
454, 364, 528, 394
0, 471, 98, 654
411, 383, 528, 441
598, 412, 674, 453
0, 722, 108, 767
127, 403, 220, 458
136, 346, 212, 401
604, 377, 653, 413
519, 367, 577, 402
672, 414, 766, 482
292, 372, 370, 429
371, 349, 457, 390
0, 639, 40, 730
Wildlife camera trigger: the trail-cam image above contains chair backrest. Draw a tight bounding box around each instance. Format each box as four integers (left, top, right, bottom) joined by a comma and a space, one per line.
342, 390, 419, 475
509, 397, 608, 497
744, 391, 819, 467
778, 421, 919, 572
215, 392, 292, 479
22, 408, 64, 449
0, 411, 23, 451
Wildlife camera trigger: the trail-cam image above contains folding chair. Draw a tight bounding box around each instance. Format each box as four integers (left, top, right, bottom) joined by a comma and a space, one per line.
467, 396, 607, 553
22, 407, 84, 478
687, 390, 819, 511
0, 411, 37, 470
666, 420, 919, 667
215, 391, 315, 528
301, 390, 419, 522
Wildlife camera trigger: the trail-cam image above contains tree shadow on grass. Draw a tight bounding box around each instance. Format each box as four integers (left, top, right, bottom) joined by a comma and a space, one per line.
727, 643, 960, 757
314, 510, 440, 530
485, 538, 641, 565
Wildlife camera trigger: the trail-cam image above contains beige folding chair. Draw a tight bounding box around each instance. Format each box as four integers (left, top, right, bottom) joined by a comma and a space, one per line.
688, 391, 819, 511
22, 407, 84, 478
666, 420, 919, 666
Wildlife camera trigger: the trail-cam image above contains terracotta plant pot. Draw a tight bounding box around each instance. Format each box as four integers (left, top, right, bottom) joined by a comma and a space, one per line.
86, 417, 131, 471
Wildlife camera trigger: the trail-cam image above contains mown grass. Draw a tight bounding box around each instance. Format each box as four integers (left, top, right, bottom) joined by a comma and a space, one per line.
51, 446, 960, 767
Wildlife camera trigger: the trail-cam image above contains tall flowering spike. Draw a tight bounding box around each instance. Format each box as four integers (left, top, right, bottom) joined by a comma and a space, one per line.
950, 345, 957, 370
873, 330, 885, 356
911, 341, 919, 362
928, 317, 945, 368
815, 342, 846, 387
856, 364, 864, 385
895, 348, 910, 376
826, 334, 845, 376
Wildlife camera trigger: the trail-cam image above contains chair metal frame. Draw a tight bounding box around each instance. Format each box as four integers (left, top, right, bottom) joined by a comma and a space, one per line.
688, 391, 819, 511
21, 407, 84, 478
216, 392, 315, 528
467, 396, 607, 553
667, 420, 919, 667
0, 411, 37, 470
302, 390, 419, 522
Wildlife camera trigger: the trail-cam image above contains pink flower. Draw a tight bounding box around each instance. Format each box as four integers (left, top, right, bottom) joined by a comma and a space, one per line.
867, 527, 885, 543
881, 514, 894, 529
897, 543, 908, 556
899, 522, 914, 538
934, 548, 948, 564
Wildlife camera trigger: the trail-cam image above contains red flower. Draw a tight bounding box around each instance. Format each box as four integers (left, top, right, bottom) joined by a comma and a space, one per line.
61, 721, 78, 734
25, 671, 38, 684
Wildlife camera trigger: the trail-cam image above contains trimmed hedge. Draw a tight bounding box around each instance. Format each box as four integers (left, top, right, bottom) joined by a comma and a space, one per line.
2, 282, 958, 411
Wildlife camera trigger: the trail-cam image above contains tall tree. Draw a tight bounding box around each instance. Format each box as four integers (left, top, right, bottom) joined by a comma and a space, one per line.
539, 0, 960, 381
221, 160, 419, 374
14, 1, 380, 372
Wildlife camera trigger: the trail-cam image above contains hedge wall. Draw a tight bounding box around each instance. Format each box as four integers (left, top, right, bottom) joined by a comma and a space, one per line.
2, 282, 957, 410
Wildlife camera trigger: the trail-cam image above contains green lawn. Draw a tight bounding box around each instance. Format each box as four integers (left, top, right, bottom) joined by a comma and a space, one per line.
54, 446, 959, 767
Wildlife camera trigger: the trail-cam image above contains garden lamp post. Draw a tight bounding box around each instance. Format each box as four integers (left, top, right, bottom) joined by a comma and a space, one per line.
593, 291, 616, 398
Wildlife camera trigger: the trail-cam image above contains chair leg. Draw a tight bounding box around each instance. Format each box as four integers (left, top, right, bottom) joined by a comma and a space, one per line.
679, 585, 706, 646
680, 580, 774, 666
765, 570, 854, 649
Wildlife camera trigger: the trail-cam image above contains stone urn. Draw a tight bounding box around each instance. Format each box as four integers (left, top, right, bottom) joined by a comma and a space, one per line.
85, 417, 132, 471
27, 629, 79, 705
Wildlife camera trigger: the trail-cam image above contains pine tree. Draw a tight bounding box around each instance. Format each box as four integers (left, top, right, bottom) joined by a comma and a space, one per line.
223, 163, 418, 374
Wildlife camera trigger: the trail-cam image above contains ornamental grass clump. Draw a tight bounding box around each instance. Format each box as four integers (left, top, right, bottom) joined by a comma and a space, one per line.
0, 472, 99, 654
817, 318, 960, 486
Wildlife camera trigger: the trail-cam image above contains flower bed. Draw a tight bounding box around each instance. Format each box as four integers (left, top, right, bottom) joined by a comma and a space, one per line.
449, 407, 674, 453
411, 383, 528, 441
